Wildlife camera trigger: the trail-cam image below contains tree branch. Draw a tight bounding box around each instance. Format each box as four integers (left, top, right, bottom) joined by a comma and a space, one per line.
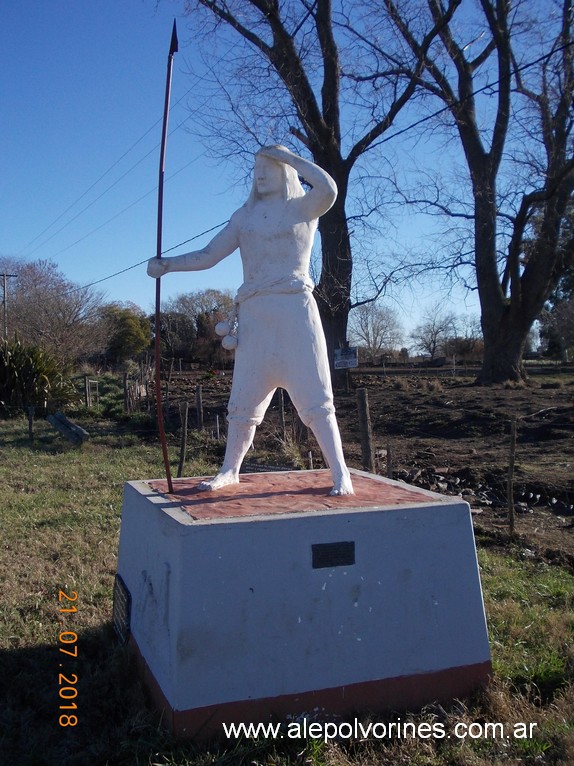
316, 0, 341, 144
346, 0, 462, 169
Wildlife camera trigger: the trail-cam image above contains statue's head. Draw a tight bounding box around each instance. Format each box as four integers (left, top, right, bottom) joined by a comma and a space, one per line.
247, 145, 305, 205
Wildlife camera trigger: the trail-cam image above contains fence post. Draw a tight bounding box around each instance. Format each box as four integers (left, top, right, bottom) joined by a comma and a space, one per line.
28, 405, 35, 442
357, 387, 375, 473
177, 402, 189, 478
195, 385, 204, 431
278, 388, 286, 442
508, 416, 517, 536
123, 372, 129, 413
164, 381, 171, 427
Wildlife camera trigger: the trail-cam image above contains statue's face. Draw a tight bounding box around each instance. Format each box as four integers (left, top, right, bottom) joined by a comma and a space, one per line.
254, 155, 284, 197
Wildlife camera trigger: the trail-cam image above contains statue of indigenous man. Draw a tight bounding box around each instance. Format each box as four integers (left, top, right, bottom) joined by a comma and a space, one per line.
148, 145, 353, 495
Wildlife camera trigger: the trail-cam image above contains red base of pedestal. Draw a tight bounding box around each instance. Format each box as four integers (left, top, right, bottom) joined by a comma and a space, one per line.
131, 636, 491, 740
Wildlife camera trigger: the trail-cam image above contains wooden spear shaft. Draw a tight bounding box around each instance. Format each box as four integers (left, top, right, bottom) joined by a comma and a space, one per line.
154, 20, 178, 494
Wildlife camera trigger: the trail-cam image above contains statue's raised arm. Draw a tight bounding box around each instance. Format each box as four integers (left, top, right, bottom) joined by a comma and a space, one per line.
255, 145, 337, 220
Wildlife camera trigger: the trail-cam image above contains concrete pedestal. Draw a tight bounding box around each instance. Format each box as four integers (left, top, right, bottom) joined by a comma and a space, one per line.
115, 469, 491, 739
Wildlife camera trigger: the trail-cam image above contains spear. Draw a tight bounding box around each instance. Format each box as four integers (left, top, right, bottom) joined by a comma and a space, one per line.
153, 20, 178, 494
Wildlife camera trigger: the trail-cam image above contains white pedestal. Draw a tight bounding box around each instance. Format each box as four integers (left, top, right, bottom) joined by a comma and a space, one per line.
116, 469, 491, 738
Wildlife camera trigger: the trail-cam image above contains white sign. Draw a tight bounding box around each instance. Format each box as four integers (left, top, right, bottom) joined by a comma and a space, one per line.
334, 347, 358, 369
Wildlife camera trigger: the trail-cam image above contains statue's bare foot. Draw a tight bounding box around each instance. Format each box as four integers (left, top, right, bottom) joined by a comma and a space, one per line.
329, 473, 354, 496
197, 470, 240, 492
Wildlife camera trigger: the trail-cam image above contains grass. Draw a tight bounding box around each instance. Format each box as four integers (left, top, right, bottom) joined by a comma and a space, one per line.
1, 393, 574, 765
480, 549, 574, 697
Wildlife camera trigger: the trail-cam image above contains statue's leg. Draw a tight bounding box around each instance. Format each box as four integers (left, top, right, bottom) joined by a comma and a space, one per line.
198, 388, 276, 492
304, 409, 354, 496
197, 420, 256, 491
278, 291, 353, 495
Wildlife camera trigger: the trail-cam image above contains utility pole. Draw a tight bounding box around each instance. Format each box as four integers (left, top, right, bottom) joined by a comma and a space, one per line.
2, 273, 17, 340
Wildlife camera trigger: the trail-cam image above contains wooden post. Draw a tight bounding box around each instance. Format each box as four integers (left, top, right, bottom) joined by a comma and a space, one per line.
28, 405, 35, 442
386, 442, 393, 479
163, 382, 171, 427
357, 388, 375, 473
195, 385, 204, 431
278, 388, 286, 442
508, 416, 517, 536
84, 375, 90, 407
291, 405, 307, 446
177, 402, 189, 478
123, 372, 129, 413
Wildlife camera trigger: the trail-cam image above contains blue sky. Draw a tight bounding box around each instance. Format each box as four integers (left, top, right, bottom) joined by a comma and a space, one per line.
1, 0, 246, 316
1, 0, 480, 334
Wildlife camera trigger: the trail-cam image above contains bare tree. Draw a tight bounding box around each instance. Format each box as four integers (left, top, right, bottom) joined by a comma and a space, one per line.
443, 314, 484, 362
541, 299, 574, 361
183, 0, 460, 363
410, 304, 457, 359
164, 288, 235, 321
348, 302, 404, 363
385, 0, 574, 382
2, 257, 106, 365
161, 288, 235, 365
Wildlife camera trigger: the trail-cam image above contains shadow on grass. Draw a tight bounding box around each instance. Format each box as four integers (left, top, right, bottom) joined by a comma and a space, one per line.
1, 413, 159, 453
0, 622, 307, 766
0, 622, 189, 766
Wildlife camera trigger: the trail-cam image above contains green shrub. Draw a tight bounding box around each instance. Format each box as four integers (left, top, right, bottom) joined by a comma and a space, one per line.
0, 339, 79, 416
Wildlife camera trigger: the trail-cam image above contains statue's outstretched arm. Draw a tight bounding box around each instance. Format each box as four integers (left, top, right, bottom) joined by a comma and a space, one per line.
147, 217, 240, 278
258, 145, 337, 219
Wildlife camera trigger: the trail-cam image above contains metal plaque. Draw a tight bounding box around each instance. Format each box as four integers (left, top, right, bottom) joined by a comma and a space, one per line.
312, 541, 356, 569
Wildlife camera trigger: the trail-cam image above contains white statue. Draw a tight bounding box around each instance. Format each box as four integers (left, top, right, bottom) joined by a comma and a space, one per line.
148, 145, 353, 495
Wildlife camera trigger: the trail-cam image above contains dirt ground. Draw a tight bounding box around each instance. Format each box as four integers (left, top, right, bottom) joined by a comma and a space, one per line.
167, 365, 574, 568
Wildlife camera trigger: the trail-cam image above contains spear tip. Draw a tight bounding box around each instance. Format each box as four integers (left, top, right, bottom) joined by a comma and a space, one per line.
170, 19, 179, 55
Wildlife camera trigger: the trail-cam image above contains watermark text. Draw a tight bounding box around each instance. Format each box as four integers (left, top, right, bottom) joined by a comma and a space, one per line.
222, 717, 538, 743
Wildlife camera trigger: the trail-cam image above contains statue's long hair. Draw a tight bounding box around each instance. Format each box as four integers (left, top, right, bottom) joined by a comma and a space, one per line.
246, 145, 306, 209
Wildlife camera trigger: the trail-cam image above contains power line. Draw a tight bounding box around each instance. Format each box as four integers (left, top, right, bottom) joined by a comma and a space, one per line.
18, 83, 199, 258
25, 142, 160, 258
160, 221, 229, 254
45, 152, 204, 261
373, 39, 574, 150
60, 221, 229, 296
16, 120, 163, 256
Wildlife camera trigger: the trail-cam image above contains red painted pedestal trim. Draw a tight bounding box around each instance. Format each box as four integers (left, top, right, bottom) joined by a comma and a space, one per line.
130, 637, 491, 740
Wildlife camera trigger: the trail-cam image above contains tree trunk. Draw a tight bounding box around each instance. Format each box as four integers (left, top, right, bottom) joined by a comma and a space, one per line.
475, 173, 573, 384
314, 191, 353, 372
477, 308, 529, 383
471, 168, 528, 384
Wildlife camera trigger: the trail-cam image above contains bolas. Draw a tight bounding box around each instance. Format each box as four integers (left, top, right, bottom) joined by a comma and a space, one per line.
221, 335, 238, 351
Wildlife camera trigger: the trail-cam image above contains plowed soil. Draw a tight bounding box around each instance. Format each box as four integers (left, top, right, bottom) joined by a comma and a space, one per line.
167, 366, 574, 567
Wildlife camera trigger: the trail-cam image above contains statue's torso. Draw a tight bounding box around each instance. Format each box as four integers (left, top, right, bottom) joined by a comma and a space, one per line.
235, 201, 317, 287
